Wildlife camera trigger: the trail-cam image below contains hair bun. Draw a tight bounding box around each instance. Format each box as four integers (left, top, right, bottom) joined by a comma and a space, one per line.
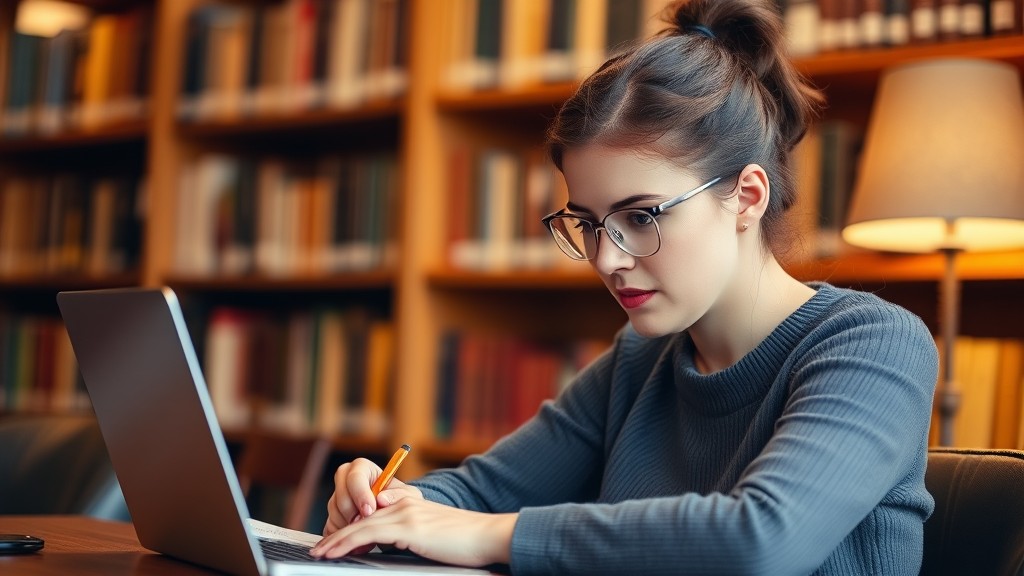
661, 0, 823, 149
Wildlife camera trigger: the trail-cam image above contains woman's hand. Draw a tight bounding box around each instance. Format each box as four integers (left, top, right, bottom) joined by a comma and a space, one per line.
323, 458, 422, 537
314, 493, 517, 568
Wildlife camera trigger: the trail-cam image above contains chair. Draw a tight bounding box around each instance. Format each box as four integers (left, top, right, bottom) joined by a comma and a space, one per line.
0, 413, 128, 520
235, 429, 332, 532
921, 448, 1024, 576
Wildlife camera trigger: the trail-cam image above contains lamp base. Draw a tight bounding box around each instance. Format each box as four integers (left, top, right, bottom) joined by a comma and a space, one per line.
936, 247, 961, 447
937, 385, 960, 447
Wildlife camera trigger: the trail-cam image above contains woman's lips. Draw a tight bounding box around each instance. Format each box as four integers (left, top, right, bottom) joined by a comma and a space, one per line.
618, 289, 655, 309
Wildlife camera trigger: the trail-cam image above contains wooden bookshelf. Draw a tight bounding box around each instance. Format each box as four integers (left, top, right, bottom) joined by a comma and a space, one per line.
3, 0, 1024, 478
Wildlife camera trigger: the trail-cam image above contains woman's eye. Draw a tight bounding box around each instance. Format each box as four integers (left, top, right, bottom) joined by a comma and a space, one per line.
627, 212, 655, 227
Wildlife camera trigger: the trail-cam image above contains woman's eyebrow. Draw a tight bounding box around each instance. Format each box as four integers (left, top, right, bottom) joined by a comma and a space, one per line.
565, 194, 664, 215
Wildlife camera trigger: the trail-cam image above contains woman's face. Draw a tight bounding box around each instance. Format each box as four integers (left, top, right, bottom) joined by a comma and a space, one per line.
560, 145, 742, 338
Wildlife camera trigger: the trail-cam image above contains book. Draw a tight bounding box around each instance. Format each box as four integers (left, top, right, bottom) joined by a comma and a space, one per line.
937, 0, 960, 40
818, 0, 842, 51
861, 0, 886, 47
2, 32, 44, 136
816, 121, 861, 258
885, 0, 912, 46
206, 308, 254, 429
313, 310, 346, 435
990, 0, 1024, 35
911, 0, 939, 42
361, 320, 394, 437
784, 0, 821, 56
80, 14, 117, 127
958, 0, 985, 37
442, 0, 480, 90
500, 0, 549, 87
604, 0, 640, 54
786, 123, 822, 264
471, 0, 503, 89
838, 0, 862, 48
952, 337, 1001, 448
576, 0, 609, 76
541, 0, 577, 81
991, 339, 1024, 448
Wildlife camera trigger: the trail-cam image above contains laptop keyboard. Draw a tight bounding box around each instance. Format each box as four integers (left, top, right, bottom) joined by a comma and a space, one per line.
259, 538, 317, 561
258, 538, 366, 565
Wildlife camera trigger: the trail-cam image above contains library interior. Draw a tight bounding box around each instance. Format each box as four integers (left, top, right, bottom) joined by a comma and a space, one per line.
1, 0, 1024, 573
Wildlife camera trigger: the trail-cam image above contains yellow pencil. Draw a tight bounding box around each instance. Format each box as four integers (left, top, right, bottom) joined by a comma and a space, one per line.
371, 444, 411, 496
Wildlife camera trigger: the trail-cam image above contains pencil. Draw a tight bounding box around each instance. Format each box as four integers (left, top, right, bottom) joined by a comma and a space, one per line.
370, 444, 411, 496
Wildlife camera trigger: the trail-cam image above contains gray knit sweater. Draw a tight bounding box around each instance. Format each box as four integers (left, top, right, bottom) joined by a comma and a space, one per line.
413, 283, 939, 575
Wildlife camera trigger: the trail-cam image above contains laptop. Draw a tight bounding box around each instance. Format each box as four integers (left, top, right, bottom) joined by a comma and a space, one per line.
57, 287, 494, 576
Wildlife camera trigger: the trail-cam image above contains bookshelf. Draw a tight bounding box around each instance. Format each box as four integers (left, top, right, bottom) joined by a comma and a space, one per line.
2, 0, 1024, 480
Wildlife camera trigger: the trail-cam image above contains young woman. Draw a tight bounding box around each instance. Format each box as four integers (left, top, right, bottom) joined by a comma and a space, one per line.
312, 1, 939, 573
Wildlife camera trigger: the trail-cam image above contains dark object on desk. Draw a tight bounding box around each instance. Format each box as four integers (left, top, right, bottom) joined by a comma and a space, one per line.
0, 413, 128, 520
0, 534, 44, 554
921, 448, 1024, 576
236, 429, 331, 532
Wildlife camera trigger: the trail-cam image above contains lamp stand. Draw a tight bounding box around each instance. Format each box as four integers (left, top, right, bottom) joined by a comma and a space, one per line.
937, 247, 962, 446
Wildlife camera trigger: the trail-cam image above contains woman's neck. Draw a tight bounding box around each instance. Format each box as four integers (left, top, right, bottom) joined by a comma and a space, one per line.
689, 255, 815, 374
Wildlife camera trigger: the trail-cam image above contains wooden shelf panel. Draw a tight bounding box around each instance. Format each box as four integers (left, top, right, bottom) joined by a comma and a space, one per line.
796, 36, 1024, 81
0, 272, 141, 292
164, 272, 397, 292
787, 250, 1024, 284
176, 101, 405, 139
437, 82, 576, 112
221, 427, 392, 456
0, 119, 148, 154
417, 438, 494, 465
427, 268, 604, 290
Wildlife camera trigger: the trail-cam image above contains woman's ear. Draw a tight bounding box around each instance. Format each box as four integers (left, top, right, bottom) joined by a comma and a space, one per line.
735, 164, 770, 229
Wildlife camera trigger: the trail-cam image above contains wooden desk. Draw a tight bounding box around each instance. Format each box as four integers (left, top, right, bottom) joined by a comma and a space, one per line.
0, 516, 214, 575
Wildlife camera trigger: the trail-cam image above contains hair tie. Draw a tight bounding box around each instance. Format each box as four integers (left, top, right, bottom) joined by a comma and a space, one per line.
687, 25, 715, 39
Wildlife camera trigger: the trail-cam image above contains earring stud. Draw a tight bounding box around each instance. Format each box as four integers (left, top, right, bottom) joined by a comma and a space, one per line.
741, 223, 749, 231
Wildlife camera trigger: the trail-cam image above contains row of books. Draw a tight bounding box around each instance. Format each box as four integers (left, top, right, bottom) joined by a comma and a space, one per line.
0, 173, 145, 278
783, 0, 1023, 56
789, 119, 864, 261
936, 336, 1024, 449
1, 4, 152, 137
175, 152, 398, 277
0, 313, 88, 414
203, 306, 394, 438
178, 0, 408, 121
434, 330, 610, 442
444, 120, 862, 271
441, 0, 667, 90
446, 146, 590, 271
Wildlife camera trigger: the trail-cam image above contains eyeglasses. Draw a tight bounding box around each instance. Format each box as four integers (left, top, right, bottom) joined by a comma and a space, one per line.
542, 176, 723, 260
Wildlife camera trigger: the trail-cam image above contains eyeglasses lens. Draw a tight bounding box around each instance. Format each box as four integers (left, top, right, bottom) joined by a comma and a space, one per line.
548, 210, 661, 260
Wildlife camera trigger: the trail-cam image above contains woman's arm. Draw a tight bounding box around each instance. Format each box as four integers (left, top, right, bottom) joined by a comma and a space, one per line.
508, 306, 939, 575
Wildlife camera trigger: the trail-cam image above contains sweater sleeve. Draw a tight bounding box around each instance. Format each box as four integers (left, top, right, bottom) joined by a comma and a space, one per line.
507, 304, 938, 575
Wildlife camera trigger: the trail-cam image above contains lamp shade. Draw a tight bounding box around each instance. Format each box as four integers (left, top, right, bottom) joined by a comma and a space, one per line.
842, 58, 1024, 253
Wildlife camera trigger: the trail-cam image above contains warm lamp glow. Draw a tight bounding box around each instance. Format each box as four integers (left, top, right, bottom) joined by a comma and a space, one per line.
843, 218, 1024, 253
15, 0, 90, 38
842, 58, 1024, 254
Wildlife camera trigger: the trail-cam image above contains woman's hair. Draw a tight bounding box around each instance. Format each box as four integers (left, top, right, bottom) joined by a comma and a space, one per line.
546, 0, 824, 254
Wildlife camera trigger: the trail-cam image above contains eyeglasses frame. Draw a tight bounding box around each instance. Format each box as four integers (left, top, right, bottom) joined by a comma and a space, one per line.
541, 176, 724, 260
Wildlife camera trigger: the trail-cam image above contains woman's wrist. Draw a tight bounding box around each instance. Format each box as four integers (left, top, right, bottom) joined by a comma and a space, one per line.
483, 512, 518, 565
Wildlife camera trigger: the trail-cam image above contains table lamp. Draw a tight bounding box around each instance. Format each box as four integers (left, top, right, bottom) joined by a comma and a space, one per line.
842, 58, 1024, 446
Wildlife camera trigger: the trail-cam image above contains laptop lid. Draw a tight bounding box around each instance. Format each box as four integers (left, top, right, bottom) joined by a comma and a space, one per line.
57, 287, 268, 576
